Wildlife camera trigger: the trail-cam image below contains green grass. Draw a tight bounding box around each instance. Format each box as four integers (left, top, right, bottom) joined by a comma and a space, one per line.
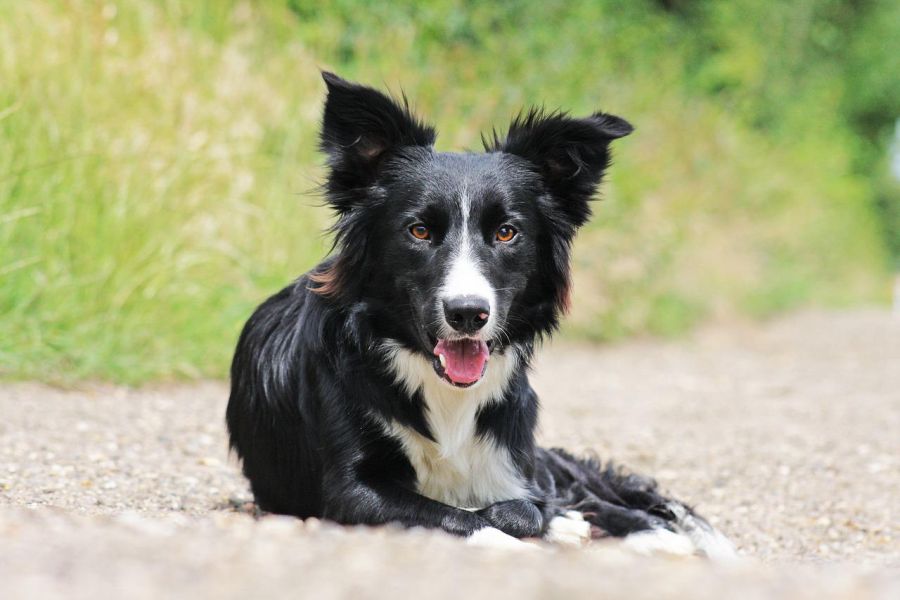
0, 0, 892, 383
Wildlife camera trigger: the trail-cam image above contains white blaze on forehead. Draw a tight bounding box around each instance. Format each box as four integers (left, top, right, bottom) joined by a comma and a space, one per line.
442, 241, 495, 308
440, 191, 496, 321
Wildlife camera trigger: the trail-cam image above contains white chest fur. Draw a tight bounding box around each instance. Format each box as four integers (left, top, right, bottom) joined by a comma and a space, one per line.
380, 343, 528, 508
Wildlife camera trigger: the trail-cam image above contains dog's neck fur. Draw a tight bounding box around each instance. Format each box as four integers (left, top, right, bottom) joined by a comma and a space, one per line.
376, 341, 529, 507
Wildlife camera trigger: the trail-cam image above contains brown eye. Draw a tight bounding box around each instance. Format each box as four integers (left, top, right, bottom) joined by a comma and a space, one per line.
409, 224, 431, 240
495, 225, 517, 243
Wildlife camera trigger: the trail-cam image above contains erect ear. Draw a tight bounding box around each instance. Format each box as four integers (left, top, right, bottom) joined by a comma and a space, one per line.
486, 109, 632, 227
319, 72, 436, 204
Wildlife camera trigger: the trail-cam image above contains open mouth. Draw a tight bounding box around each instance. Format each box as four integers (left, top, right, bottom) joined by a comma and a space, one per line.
432, 338, 493, 388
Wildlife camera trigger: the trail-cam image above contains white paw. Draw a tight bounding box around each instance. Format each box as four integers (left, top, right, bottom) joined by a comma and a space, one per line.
466, 527, 539, 551
691, 527, 738, 562
622, 529, 695, 557
664, 502, 739, 562
544, 511, 592, 547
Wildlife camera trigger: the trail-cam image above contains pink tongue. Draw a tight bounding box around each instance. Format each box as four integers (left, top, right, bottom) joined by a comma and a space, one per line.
434, 339, 490, 384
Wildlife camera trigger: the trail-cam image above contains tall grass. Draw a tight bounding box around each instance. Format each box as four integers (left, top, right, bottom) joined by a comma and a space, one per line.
0, 1, 331, 381
0, 1, 891, 383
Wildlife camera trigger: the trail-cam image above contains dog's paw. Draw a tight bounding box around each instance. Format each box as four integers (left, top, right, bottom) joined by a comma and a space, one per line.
620, 503, 739, 561
622, 528, 696, 557
544, 511, 592, 547
663, 502, 738, 562
466, 527, 539, 551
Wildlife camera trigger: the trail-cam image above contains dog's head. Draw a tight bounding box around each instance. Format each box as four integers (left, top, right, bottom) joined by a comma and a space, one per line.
312, 72, 631, 388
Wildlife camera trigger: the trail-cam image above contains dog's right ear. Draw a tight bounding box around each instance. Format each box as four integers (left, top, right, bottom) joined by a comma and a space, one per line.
319, 72, 436, 207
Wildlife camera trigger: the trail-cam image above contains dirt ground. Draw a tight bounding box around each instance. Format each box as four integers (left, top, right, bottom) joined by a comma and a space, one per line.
1, 309, 897, 599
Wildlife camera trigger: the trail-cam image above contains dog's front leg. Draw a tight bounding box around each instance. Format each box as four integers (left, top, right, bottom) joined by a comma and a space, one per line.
323, 476, 495, 537
476, 499, 544, 538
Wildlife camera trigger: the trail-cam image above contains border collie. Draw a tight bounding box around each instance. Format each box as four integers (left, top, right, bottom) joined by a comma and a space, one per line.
227, 72, 734, 557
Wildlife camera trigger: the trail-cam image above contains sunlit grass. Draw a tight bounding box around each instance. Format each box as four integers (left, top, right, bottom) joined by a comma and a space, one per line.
0, 1, 330, 382
0, 1, 890, 383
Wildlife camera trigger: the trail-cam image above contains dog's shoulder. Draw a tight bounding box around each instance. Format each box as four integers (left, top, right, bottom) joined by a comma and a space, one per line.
229, 265, 342, 408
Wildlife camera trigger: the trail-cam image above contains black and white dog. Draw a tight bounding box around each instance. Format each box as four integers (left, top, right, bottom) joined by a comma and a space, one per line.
226, 72, 734, 556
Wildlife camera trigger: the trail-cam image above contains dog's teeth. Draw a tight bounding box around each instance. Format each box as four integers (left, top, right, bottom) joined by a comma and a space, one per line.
438, 353, 446, 369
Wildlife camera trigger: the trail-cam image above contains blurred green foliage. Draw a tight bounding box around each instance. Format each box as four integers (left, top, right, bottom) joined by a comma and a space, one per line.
0, 0, 896, 382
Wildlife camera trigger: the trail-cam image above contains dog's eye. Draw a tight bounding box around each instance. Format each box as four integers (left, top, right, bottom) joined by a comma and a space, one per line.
495, 225, 517, 243
409, 224, 431, 241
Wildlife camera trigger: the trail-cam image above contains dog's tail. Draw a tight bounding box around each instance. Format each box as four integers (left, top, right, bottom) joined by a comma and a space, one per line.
535, 447, 736, 559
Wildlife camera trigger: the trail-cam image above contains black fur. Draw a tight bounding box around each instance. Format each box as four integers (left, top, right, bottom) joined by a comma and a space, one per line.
227, 72, 718, 545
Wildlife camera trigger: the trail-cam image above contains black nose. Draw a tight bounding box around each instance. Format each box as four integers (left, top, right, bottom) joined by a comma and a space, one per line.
443, 295, 490, 334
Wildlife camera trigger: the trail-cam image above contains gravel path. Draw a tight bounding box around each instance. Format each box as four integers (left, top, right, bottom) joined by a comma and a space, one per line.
1, 310, 898, 599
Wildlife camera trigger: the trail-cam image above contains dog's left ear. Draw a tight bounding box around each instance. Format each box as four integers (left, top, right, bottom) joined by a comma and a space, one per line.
320, 72, 436, 208
487, 109, 632, 227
